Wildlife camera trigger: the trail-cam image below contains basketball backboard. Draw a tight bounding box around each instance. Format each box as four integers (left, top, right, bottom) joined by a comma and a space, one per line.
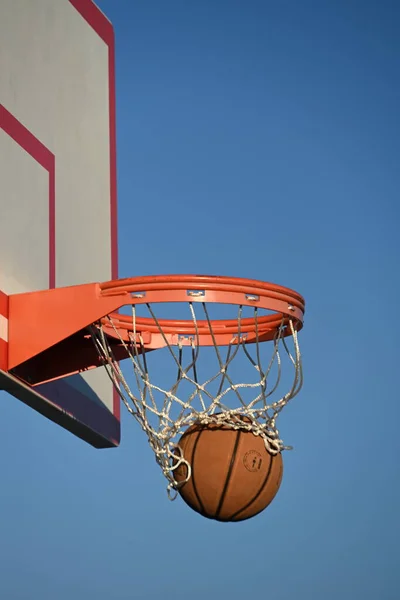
0, 0, 120, 448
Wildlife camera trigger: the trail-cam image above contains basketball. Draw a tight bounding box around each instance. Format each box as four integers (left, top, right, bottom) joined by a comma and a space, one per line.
173, 418, 283, 522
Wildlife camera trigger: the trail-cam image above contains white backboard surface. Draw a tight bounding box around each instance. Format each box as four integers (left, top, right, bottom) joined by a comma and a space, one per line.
0, 0, 120, 447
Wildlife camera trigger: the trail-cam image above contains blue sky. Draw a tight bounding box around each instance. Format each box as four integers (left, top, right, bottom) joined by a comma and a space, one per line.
1, 0, 399, 598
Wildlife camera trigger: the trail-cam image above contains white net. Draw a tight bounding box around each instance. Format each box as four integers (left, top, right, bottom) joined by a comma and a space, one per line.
90, 302, 303, 498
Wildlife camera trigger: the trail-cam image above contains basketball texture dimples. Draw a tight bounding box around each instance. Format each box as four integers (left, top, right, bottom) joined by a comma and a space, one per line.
174, 420, 283, 522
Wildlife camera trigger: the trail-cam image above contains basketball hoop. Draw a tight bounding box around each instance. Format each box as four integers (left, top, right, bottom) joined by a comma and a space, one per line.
90, 275, 305, 497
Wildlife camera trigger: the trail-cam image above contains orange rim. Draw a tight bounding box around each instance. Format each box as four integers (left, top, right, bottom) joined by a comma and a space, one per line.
99, 275, 305, 347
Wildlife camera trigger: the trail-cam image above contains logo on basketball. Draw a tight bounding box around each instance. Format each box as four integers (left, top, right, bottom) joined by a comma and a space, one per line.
243, 450, 263, 472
